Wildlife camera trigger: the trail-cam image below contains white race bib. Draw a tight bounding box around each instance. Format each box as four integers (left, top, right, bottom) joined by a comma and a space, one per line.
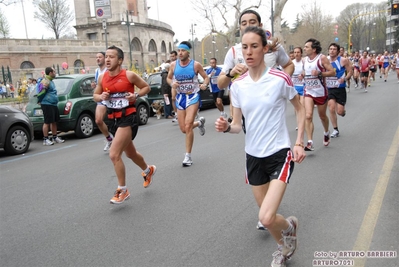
304, 76, 323, 90
326, 77, 340, 88
105, 93, 130, 109
177, 82, 195, 94
211, 76, 218, 84
292, 75, 304, 87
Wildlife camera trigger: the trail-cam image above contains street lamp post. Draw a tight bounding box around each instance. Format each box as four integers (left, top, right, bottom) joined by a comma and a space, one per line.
122, 10, 134, 69
190, 23, 197, 60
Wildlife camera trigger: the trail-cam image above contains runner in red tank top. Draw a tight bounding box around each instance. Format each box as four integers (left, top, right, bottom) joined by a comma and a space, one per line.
93, 45, 156, 205
359, 51, 371, 91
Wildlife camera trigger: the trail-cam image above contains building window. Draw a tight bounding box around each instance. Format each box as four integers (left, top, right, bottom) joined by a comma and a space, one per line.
161, 41, 166, 53
74, 60, 85, 74
20, 61, 35, 69
87, 33, 97, 40
132, 38, 142, 51
148, 39, 157, 52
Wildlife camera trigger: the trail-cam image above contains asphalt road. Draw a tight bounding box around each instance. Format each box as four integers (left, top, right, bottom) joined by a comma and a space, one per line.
1, 75, 398, 267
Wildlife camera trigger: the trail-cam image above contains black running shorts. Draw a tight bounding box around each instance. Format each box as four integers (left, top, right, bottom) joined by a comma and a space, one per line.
328, 88, 347, 106
109, 113, 139, 140
245, 148, 294, 186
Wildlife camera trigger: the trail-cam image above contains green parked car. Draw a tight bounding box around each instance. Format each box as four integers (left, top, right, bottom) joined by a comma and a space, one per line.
25, 74, 150, 139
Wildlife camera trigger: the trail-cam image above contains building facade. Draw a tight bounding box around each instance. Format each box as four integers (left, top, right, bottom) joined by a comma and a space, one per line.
386, 0, 399, 51
0, 0, 174, 82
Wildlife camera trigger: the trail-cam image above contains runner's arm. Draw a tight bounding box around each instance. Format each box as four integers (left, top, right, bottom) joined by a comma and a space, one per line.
321, 56, 336, 77
218, 47, 236, 89
126, 71, 150, 98
93, 74, 105, 102
195, 62, 210, 90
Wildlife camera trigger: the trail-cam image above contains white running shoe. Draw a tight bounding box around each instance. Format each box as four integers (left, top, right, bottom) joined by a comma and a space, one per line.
271, 249, 287, 267
43, 138, 54, 146
330, 129, 339, 138
103, 133, 113, 151
182, 155, 193, 167
256, 221, 267, 231
172, 115, 178, 123
304, 141, 314, 151
198, 117, 206, 136
282, 216, 298, 259
53, 136, 65, 143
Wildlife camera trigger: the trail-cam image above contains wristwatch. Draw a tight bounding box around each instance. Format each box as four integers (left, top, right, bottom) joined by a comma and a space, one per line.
226, 69, 234, 78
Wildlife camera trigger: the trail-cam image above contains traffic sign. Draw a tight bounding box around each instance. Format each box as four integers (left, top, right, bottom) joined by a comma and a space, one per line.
95, 6, 112, 19
95, 0, 111, 7
95, 0, 112, 19
265, 30, 272, 39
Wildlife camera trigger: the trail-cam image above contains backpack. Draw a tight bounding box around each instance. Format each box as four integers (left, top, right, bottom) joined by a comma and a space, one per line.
36, 77, 50, 103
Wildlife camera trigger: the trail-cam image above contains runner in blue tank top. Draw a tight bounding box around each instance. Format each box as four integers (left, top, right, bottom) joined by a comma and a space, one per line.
167, 41, 210, 167
327, 43, 352, 139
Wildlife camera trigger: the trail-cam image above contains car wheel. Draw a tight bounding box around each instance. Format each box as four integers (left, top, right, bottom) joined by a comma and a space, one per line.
137, 104, 149, 125
75, 113, 94, 138
4, 126, 31, 155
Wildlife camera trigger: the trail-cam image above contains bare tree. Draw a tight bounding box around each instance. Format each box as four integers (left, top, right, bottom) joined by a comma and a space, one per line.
0, 8, 9, 38
338, 2, 387, 53
191, 0, 264, 47
273, 0, 288, 40
33, 0, 74, 39
285, 1, 334, 53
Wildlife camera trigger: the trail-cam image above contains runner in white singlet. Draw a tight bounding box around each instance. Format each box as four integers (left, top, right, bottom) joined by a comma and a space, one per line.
301, 38, 336, 151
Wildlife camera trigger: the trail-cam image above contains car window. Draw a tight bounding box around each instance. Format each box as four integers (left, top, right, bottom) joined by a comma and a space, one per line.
53, 78, 74, 95
147, 73, 161, 85
80, 78, 95, 96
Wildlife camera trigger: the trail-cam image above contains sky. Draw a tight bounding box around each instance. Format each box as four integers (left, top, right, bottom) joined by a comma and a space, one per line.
2, 0, 387, 40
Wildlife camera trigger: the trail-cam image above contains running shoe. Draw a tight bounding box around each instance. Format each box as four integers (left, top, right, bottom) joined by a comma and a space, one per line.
282, 216, 298, 259
182, 155, 193, 167
198, 117, 206, 136
271, 249, 287, 267
304, 141, 314, 151
53, 136, 65, 143
110, 189, 130, 204
257, 221, 267, 231
330, 129, 339, 138
142, 165, 156, 188
43, 138, 54, 146
323, 132, 330, 146
103, 134, 113, 151
172, 115, 178, 122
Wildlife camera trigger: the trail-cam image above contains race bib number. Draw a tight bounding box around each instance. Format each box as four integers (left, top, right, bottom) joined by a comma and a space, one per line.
105, 98, 129, 109
326, 77, 340, 88
292, 75, 304, 86
178, 83, 194, 94
304, 76, 322, 90
104, 93, 129, 109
